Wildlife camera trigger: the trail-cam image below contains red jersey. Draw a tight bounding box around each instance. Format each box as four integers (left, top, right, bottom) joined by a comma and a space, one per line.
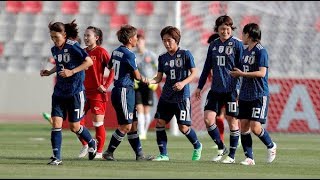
84, 46, 114, 101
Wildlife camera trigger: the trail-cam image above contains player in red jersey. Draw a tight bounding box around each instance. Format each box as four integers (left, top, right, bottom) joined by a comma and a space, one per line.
77, 26, 114, 159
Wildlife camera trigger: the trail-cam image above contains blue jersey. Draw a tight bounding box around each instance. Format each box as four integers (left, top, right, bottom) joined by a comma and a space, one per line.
158, 48, 195, 103
198, 36, 244, 93
51, 39, 88, 97
239, 43, 269, 101
108, 45, 138, 88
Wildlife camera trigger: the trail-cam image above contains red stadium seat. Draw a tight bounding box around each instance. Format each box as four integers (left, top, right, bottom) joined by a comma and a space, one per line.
181, 1, 191, 16
6, 1, 23, 14
209, 1, 228, 15
135, 1, 154, 16
184, 14, 203, 31
61, 1, 79, 15
200, 29, 214, 45
98, 1, 117, 15
109, 14, 128, 29
240, 15, 261, 28
315, 17, 320, 32
0, 42, 3, 57
22, 1, 42, 14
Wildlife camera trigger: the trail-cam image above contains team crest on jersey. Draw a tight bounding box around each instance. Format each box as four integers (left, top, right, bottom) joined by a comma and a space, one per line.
225, 46, 233, 55
177, 54, 181, 58
64, 49, 68, 52
175, 58, 183, 67
129, 113, 133, 119
228, 42, 233, 46
218, 46, 224, 53
94, 106, 100, 111
169, 60, 175, 67
57, 54, 63, 62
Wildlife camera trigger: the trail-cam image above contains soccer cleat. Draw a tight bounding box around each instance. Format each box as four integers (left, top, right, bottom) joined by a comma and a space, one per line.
42, 112, 52, 124
95, 152, 103, 159
139, 133, 147, 140
240, 158, 255, 165
102, 151, 116, 161
47, 157, 63, 165
78, 144, 89, 158
88, 139, 97, 160
212, 145, 228, 162
192, 143, 202, 161
152, 154, 170, 161
267, 142, 277, 163
136, 154, 154, 161
221, 156, 235, 164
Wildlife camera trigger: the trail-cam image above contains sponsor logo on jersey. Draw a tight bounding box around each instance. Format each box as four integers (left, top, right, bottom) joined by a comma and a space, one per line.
165, 62, 168, 66
212, 46, 216, 51
129, 113, 133, 119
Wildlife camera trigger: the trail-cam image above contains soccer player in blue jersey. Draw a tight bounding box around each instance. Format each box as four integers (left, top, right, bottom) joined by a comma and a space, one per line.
195, 15, 244, 163
102, 25, 151, 161
148, 26, 202, 161
230, 23, 277, 165
40, 20, 97, 165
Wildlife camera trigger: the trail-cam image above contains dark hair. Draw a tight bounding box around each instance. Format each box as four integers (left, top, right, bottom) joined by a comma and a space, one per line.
207, 33, 220, 44
160, 26, 181, 45
86, 26, 103, 45
137, 29, 145, 39
243, 23, 261, 42
48, 19, 79, 40
214, 15, 236, 32
116, 24, 137, 45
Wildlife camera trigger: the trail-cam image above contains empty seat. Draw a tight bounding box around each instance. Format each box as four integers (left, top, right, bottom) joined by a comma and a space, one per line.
3, 41, 24, 59
183, 15, 203, 30
32, 27, 50, 43
109, 14, 128, 29
42, 1, 60, 15
129, 15, 148, 29
14, 25, 35, 42
6, 1, 23, 14
98, 1, 117, 15
90, 13, 110, 31
22, 1, 42, 14
117, 1, 133, 15
16, 13, 36, 27
240, 15, 261, 28
34, 13, 54, 28
0, 24, 15, 42
79, 1, 97, 15
7, 58, 26, 73
23, 42, 43, 59
181, 1, 191, 16
61, 1, 79, 15
135, 1, 154, 16
209, 1, 228, 15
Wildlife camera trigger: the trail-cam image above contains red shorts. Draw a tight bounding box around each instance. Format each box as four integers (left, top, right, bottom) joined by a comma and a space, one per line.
84, 99, 106, 115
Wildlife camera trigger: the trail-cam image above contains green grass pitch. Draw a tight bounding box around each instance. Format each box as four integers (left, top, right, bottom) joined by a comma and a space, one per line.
0, 123, 319, 178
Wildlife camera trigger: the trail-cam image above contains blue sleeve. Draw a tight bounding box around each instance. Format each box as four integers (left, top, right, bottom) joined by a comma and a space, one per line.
73, 43, 88, 61
127, 53, 138, 71
197, 45, 212, 90
185, 50, 196, 69
258, 49, 268, 68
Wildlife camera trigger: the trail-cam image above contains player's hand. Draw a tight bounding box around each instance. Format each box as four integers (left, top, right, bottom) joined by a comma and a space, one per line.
195, 88, 202, 100
58, 68, 74, 78
40, 69, 51, 76
230, 68, 243, 78
172, 81, 185, 91
98, 85, 107, 94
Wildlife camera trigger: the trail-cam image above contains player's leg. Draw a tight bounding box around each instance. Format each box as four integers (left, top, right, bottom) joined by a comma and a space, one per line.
77, 118, 89, 158
152, 99, 173, 161
176, 98, 202, 161
204, 91, 227, 161
238, 99, 255, 165
143, 87, 154, 139
216, 107, 225, 142
88, 100, 107, 159
69, 91, 97, 160
47, 95, 64, 165
103, 87, 133, 161
135, 89, 146, 139
250, 96, 276, 163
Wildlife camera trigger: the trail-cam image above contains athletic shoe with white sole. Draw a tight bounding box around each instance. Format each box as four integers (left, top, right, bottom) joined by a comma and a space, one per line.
88, 139, 97, 160
212, 145, 228, 162
240, 158, 255, 165
95, 152, 103, 159
78, 144, 89, 158
267, 142, 277, 163
221, 156, 235, 164
47, 157, 62, 165
152, 154, 170, 161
